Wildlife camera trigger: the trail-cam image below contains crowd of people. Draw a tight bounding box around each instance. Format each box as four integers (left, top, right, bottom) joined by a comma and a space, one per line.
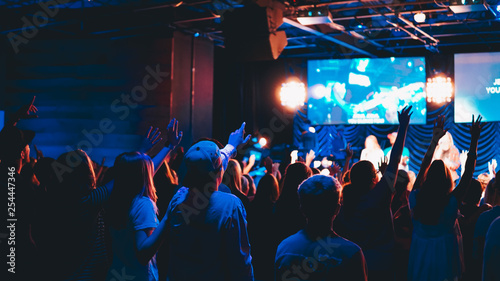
1, 97, 500, 281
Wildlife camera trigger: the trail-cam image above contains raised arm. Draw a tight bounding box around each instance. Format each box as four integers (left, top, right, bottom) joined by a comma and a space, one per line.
451, 115, 482, 202
4, 96, 38, 129
339, 143, 353, 185
382, 106, 412, 191
221, 122, 251, 171
413, 115, 447, 190
152, 119, 182, 174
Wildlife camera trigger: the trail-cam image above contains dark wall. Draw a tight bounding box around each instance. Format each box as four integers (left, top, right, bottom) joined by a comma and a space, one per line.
2, 37, 172, 166
213, 49, 306, 149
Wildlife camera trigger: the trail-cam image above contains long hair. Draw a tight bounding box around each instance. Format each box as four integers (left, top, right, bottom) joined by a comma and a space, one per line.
107, 152, 157, 229
414, 160, 454, 225
484, 177, 500, 206
342, 160, 377, 216
223, 159, 243, 194
56, 150, 96, 199
254, 174, 280, 204
365, 135, 381, 150
277, 162, 312, 206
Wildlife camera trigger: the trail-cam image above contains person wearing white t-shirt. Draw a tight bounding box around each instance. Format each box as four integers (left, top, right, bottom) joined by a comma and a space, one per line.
360, 135, 385, 169
106, 119, 182, 281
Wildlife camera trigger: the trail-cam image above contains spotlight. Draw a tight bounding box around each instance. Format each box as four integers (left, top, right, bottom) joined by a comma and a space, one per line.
414, 12, 426, 23
194, 32, 200, 37
308, 126, 316, 133
297, 7, 333, 25
426, 76, 453, 103
258, 137, 267, 147
280, 81, 306, 109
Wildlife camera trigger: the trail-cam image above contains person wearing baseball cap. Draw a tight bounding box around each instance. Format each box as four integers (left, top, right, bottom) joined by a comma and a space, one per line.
163, 123, 254, 281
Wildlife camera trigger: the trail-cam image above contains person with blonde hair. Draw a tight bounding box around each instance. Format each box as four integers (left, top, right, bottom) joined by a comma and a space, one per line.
360, 135, 385, 169
106, 119, 182, 281
433, 131, 461, 181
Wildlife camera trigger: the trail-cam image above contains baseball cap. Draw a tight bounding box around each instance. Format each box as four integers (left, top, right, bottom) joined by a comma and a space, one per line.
184, 140, 222, 173
0, 126, 35, 160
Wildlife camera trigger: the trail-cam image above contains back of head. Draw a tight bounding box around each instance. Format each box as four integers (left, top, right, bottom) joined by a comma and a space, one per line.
414, 160, 454, 224
0, 126, 35, 163
394, 169, 410, 196
279, 162, 312, 201
365, 135, 381, 150
108, 152, 157, 229
342, 160, 377, 216
254, 174, 279, 204
485, 177, 500, 206
478, 173, 491, 191
464, 178, 483, 206
241, 175, 249, 196
56, 150, 96, 198
34, 157, 57, 191
298, 175, 341, 219
349, 160, 377, 188
182, 140, 222, 191
243, 174, 256, 197
223, 159, 242, 194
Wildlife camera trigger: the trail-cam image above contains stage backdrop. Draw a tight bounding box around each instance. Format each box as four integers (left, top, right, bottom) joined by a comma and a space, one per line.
294, 102, 500, 177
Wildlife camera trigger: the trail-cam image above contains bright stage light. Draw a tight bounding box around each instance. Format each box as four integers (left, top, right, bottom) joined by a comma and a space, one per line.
414, 13, 426, 23
426, 76, 453, 103
308, 126, 316, 133
310, 84, 326, 99
258, 137, 267, 147
280, 81, 306, 108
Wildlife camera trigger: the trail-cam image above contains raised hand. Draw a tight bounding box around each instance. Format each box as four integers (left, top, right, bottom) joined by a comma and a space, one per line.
139, 126, 162, 153
345, 143, 353, 159
263, 157, 273, 174
432, 115, 447, 143
328, 162, 342, 175
290, 150, 298, 164
228, 122, 251, 150
165, 118, 183, 148
397, 105, 413, 127
468, 114, 483, 139
305, 149, 315, 167
16, 96, 38, 121
34, 144, 44, 160
488, 159, 497, 177
248, 154, 256, 168
95, 157, 106, 183
378, 156, 389, 174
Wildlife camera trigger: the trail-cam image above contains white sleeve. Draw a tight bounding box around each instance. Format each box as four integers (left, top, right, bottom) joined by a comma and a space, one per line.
220, 144, 237, 171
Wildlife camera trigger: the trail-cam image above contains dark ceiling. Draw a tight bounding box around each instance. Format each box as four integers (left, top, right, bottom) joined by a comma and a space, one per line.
1, 0, 499, 58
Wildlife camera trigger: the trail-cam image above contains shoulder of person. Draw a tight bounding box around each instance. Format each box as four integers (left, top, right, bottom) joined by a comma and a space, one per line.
131, 196, 156, 212
334, 236, 363, 254
277, 230, 306, 251
214, 190, 242, 205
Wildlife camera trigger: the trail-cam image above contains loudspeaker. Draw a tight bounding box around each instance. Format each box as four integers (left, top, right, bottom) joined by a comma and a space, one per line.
223, 4, 287, 61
